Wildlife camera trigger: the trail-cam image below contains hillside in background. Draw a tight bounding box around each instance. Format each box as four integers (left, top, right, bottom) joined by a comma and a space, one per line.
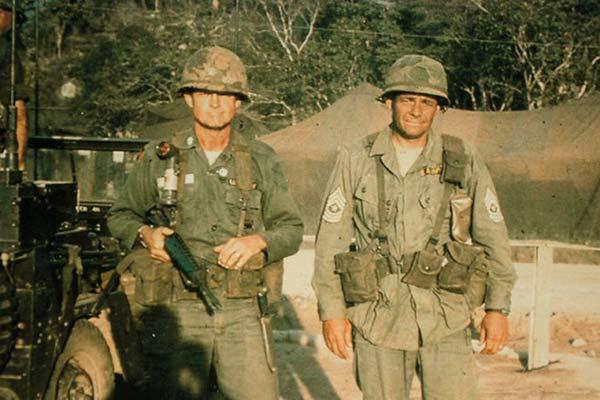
10, 0, 598, 136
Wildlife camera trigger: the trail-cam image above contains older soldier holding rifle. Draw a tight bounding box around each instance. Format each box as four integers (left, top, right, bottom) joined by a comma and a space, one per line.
109, 46, 303, 400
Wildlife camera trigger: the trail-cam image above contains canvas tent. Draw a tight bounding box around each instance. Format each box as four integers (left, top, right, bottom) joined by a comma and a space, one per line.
261, 83, 600, 247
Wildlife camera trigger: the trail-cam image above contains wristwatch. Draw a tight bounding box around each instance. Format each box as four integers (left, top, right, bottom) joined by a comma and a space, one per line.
137, 225, 149, 248
485, 308, 510, 317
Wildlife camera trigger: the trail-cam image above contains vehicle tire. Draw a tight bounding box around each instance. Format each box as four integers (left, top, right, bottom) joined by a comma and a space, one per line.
45, 319, 115, 400
0, 267, 17, 371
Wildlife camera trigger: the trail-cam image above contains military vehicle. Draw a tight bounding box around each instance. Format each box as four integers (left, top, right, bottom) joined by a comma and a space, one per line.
0, 134, 147, 400
0, 1, 155, 397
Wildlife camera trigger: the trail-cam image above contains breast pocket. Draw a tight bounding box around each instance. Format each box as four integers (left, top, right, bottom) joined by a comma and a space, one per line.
417, 184, 449, 239
225, 186, 264, 231
354, 181, 379, 228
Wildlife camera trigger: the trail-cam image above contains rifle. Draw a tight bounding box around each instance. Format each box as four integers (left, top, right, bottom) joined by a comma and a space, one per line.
145, 205, 222, 314
145, 142, 222, 314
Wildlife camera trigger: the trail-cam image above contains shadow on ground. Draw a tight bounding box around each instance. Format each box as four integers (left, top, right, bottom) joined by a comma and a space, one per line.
273, 295, 342, 400
116, 304, 221, 400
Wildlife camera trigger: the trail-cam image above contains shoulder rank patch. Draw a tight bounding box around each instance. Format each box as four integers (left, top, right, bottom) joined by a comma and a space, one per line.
323, 187, 346, 223
484, 188, 504, 223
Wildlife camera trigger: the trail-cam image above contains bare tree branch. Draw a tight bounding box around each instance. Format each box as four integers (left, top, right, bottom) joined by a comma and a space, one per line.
469, 0, 489, 14
259, 0, 294, 61
258, 0, 320, 62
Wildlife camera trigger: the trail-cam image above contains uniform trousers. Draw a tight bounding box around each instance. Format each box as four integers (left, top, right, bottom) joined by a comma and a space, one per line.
135, 296, 278, 400
354, 328, 477, 400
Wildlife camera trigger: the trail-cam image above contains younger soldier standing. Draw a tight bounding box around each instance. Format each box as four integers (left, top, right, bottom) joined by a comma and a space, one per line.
312, 55, 516, 399
108, 46, 303, 400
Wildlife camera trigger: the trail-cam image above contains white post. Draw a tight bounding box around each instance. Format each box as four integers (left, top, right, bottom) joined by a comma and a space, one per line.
527, 244, 554, 370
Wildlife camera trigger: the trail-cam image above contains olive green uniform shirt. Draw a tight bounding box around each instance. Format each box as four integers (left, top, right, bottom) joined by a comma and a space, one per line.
107, 129, 303, 268
312, 127, 516, 350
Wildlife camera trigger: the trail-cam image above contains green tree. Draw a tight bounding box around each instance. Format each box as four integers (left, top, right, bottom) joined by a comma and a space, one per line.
444, 0, 599, 110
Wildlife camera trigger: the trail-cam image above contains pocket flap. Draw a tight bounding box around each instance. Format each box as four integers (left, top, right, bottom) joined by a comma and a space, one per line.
246, 189, 262, 210
415, 251, 444, 275
444, 149, 467, 168
334, 249, 375, 273
225, 187, 262, 210
445, 241, 483, 266
136, 262, 174, 282
225, 187, 244, 206
354, 182, 377, 204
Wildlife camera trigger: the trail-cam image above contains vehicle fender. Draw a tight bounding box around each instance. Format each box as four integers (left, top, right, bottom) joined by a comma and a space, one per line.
88, 291, 143, 383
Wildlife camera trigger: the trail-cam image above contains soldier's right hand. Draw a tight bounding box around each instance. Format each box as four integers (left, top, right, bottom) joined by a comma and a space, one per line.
139, 225, 174, 263
322, 318, 353, 360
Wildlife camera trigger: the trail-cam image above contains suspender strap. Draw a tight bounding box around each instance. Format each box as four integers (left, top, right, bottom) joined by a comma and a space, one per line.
427, 182, 453, 248
441, 134, 468, 188
364, 132, 392, 259
428, 134, 468, 248
375, 154, 387, 239
232, 141, 256, 237
232, 144, 255, 191
173, 149, 186, 228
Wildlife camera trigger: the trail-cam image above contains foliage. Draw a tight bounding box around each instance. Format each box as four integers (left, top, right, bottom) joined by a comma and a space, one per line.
444, 0, 599, 110
13, 0, 600, 134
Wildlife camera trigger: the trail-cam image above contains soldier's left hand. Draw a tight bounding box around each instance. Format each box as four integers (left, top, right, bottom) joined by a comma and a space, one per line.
214, 234, 267, 269
479, 311, 509, 354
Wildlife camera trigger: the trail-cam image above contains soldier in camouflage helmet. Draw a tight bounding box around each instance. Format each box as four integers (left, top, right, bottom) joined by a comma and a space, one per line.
178, 46, 249, 100
312, 54, 516, 399
377, 54, 449, 107
108, 46, 303, 399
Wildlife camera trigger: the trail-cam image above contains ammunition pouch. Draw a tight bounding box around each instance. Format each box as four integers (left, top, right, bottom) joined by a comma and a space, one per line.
334, 247, 391, 304
438, 242, 484, 293
400, 242, 487, 309
132, 257, 174, 306
401, 249, 444, 289
438, 241, 488, 309
225, 269, 263, 298
223, 253, 284, 303
172, 266, 206, 302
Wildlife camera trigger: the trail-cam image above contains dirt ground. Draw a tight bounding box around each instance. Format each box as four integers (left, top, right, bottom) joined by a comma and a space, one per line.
117, 243, 600, 399
272, 298, 600, 400
272, 243, 600, 399
273, 300, 600, 400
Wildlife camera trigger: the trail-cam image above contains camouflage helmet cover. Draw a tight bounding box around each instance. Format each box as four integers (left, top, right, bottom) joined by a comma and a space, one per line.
378, 54, 449, 106
178, 46, 249, 100
0, 1, 10, 11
